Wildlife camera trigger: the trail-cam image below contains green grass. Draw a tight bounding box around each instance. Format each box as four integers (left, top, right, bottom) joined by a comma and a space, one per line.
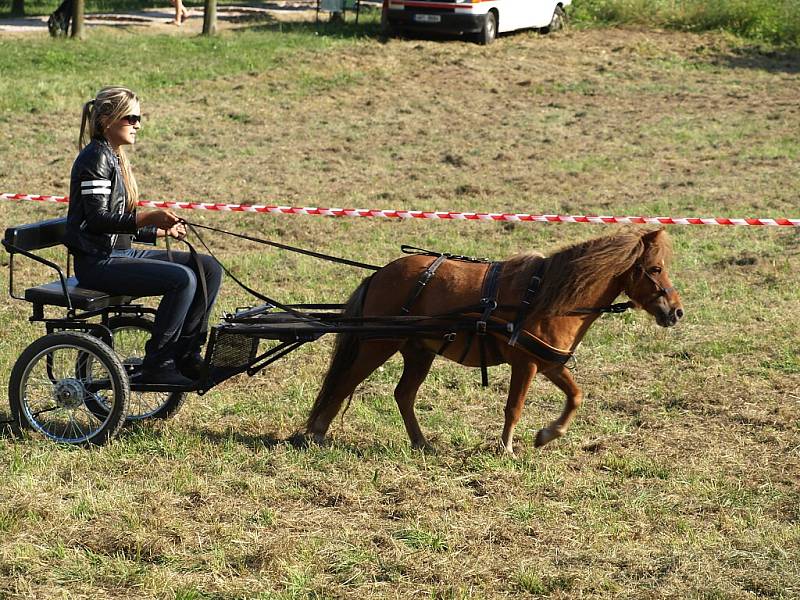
572, 0, 800, 46
0, 28, 357, 116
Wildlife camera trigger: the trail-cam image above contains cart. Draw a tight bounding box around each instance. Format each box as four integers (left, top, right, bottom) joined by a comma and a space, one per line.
3, 217, 521, 445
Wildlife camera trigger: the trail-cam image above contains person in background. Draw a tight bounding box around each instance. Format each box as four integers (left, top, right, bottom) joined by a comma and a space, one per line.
63, 86, 222, 386
47, 0, 73, 36
170, 0, 190, 25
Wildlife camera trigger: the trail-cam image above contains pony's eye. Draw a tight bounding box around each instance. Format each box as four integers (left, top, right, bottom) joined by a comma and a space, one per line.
649, 266, 662, 274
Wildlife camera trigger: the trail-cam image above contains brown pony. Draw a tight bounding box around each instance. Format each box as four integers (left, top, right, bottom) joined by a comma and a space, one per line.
306, 229, 683, 454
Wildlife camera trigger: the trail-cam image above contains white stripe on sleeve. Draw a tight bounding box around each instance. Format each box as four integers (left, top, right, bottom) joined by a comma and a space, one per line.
81, 179, 112, 187
81, 187, 111, 195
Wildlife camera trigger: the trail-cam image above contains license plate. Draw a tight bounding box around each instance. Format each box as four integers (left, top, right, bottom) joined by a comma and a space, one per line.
414, 14, 441, 23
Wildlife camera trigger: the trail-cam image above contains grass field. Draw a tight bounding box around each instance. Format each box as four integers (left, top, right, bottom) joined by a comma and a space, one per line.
1, 17, 799, 600
3, 0, 800, 46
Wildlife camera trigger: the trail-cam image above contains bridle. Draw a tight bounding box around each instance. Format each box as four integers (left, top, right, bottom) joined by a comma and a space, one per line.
631, 263, 676, 306
570, 261, 676, 316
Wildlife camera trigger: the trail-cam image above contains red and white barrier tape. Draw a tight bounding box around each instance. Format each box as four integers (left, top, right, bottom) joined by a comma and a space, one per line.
3, 193, 799, 227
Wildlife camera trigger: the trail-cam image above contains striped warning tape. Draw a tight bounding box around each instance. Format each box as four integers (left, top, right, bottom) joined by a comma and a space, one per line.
3, 193, 799, 227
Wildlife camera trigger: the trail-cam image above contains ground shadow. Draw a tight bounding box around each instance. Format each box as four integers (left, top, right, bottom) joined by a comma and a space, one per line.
710, 46, 800, 74
187, 424, 289, 450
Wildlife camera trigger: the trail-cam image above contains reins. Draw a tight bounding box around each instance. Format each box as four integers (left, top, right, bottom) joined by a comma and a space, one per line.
182, 221, 381, 272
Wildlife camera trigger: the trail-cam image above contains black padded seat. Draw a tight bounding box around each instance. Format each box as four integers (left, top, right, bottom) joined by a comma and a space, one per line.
4, 217, 67, 252
24, 277, 133, 311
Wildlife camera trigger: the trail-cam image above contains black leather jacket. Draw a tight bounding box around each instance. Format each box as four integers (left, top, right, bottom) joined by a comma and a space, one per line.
63, 138, 157, 257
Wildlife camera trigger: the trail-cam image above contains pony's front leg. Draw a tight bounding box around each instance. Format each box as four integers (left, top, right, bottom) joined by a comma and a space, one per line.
501, 361, 538, 455
536, 366, 583, 447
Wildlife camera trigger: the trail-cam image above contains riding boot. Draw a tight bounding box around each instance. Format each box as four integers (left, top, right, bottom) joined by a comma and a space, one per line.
132, 359, 194, 387
175, 334, 207, 380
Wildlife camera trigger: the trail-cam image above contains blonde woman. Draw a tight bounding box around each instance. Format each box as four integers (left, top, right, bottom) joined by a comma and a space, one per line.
63, 86, 222, 386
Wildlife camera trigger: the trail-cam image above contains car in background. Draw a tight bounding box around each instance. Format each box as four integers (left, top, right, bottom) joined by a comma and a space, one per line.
381, 0, 570, 45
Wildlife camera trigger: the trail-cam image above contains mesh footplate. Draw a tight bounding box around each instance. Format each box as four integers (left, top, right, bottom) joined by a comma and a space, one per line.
209, 329, 260, 370
201, 328, 260, 391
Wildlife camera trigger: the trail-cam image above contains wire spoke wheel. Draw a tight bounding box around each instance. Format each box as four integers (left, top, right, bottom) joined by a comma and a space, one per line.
9, 332, 129, 445
108, 316, 187, 421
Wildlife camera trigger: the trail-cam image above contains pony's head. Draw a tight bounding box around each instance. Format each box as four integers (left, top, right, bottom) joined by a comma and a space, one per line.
623, 229, 684, 327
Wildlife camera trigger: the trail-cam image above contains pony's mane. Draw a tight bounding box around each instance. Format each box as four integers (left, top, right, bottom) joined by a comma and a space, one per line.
503, 229, 673, 316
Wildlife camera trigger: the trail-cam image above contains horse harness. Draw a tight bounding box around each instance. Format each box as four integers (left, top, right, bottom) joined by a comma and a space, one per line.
400, 247, 571, 386
178, 226, 641, 386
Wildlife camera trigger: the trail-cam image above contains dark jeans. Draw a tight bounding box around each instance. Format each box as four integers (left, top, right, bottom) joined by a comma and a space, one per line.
74, 248, 223, 369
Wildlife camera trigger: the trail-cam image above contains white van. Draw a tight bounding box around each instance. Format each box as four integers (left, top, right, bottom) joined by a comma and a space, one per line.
381, 0, 570, 44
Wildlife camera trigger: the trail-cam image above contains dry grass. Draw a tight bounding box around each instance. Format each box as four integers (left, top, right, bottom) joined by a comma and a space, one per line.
0, 22, 799, 599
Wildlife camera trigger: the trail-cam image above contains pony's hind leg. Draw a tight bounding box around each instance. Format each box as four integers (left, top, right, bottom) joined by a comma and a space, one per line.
307, 340, 401, 444
395, 346, 436, 450
536, 366, 583, 447
501, 360, 538, 455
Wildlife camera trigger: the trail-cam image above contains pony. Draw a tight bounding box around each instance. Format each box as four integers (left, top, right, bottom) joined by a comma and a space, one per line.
306, 228, 683, 454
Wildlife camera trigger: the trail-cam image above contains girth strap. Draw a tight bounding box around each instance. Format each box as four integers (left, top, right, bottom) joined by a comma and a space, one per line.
508, 261, 545, 347
478, 261, 504, 387
401, 254, 448, 314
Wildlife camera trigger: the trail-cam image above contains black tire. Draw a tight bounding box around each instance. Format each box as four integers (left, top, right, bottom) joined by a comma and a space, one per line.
476, 11, 497, 45
380, 7, 395, 37
106, 315, 187, 421
541, 5, 566, 34
9, 332, 129, 445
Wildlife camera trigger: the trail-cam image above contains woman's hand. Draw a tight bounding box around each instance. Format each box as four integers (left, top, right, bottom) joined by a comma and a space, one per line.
138, 209, 181, 229
166, 222, 187, 240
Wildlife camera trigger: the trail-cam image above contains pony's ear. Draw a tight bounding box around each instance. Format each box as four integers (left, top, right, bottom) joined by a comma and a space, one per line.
642, 228, 665, 245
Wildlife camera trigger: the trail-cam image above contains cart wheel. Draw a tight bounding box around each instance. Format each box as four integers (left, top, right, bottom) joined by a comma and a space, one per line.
476, 11, 497, 45
541, 5, 566, 34
105, 315, 187, 421
8, 331, 129, 445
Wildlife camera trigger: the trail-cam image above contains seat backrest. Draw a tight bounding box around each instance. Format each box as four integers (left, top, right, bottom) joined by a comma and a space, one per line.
3, 217, 67, 253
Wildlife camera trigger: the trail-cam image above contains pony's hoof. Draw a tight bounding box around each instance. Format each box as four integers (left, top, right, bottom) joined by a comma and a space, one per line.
287, 432, 315, 449
298, 430, 327, 447
497, 440, 517, 457
535, 428, 559, 448
412, 441, 436, 454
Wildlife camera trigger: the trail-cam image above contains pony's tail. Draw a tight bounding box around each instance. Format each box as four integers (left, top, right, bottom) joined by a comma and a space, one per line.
306, 276, 372, 430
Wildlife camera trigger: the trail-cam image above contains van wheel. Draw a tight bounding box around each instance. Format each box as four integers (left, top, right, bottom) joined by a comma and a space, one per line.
542, 5, 566, 34
476, 11, 497, 45
380, 7, 395, 37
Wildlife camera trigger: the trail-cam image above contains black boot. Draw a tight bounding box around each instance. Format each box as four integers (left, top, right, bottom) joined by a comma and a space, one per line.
176, 351, 205, 380
135, 360, 195, 387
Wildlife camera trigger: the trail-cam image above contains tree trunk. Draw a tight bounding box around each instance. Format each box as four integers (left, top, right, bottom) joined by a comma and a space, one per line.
202, 0, 217, 35
10, 0, 24, 17
71, 0, 85, 39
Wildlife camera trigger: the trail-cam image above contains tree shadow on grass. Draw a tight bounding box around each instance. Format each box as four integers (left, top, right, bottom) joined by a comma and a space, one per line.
710, 46, 800, 74
239, 12, 473, 44
242, 16, 381, 39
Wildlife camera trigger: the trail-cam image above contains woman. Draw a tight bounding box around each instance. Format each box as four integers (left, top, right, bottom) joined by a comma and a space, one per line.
63, 86, 222, 386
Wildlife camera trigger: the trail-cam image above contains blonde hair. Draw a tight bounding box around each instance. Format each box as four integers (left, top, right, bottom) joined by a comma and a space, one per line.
79, 86, 139, 211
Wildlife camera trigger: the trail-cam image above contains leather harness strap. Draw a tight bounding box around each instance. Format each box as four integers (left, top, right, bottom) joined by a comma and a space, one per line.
507, 260, 546, 347
477, 261, 504, 386
401, 254, 448, 314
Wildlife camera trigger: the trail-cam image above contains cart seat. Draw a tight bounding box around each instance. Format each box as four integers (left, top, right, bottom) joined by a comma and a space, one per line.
24, 278, 134, 311
4, 217, 133, 311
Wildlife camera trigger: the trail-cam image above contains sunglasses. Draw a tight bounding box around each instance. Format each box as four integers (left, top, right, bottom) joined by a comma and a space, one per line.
121, 114, 141, 126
